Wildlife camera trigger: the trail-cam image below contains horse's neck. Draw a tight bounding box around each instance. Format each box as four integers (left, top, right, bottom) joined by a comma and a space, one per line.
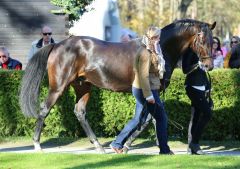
132, 37, 143, 46
162, 32, 193, 81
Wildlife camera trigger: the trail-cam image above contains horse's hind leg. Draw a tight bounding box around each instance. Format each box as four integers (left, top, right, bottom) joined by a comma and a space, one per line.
72, 81, 105, 153
123, 113, 152, 153
33, 89, 64, 151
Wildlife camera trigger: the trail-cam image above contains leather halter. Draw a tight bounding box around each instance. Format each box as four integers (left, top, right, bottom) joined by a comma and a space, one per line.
192, 30, 212, 62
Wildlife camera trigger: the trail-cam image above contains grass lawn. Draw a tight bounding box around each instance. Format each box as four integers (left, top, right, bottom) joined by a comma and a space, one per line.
0, 137, 240, 169
0, 153, 240, 169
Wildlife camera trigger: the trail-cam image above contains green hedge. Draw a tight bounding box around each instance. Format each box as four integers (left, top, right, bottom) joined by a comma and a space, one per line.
0, 69, 239, 141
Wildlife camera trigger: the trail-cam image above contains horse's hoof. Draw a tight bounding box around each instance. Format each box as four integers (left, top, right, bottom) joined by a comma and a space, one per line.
96, 146, 106, 154
92, 141, 106, 154
122, 146, 129, 154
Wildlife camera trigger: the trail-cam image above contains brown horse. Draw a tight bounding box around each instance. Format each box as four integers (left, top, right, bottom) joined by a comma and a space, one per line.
19, 19, 216, 153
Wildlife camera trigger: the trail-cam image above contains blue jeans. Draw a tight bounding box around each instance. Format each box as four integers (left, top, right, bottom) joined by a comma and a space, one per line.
111, 87, 170, 153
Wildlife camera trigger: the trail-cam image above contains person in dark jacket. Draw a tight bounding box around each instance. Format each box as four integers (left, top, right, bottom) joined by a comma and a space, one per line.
182, 47, 212, 155
229, 43, 240, 68
224, 36, 240, 68
27, 25, 55, 61
0, 46, 22, 70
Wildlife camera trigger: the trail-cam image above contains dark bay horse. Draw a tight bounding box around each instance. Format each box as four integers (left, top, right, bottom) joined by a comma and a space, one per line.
19, 19, 216, 153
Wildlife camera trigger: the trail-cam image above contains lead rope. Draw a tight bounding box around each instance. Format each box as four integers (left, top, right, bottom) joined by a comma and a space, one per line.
186, 63, 199, 75
158, 79, 184, 131
206, 71, 212, 106
206, 71, 211, 91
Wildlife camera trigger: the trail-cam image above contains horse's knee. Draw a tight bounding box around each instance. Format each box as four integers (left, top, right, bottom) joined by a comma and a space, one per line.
74, 103, 86, 121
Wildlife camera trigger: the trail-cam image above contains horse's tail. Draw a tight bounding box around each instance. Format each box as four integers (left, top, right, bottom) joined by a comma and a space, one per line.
19, 44, 55, 118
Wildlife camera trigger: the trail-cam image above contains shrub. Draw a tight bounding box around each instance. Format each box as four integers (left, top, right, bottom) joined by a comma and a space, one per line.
0, 69, 239, 141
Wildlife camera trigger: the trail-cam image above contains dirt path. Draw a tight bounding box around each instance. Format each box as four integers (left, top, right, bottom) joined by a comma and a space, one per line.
0, 140, 239, 156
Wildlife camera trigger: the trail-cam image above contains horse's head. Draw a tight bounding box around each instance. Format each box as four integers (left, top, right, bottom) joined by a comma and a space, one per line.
191, 21, 216, 71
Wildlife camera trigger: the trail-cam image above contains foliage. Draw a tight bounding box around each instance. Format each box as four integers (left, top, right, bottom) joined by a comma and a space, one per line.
118, 0, 173, 35
179, 0, 193, 18
50, 0, 94, 22
118, 0, 240, 39
193, 0, 240, 38
0, 69, 240, 141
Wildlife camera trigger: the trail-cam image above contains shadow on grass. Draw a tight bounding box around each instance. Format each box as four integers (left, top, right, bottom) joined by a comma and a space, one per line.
0, 137, 79, 152
40, 137, 79, 147
201, 140, 240, 152
0, 137, 239, 154
64, 154, 240, 169
126, 137, 240, 153
65, 155, 157, 169
0, 145, 34, 152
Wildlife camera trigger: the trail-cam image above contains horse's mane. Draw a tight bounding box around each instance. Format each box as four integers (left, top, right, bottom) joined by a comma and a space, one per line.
163, 19, 208, 35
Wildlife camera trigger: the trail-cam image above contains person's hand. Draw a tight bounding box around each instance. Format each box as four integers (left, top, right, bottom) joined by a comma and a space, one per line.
147, 98, 155, 104
146, 95, 155, 104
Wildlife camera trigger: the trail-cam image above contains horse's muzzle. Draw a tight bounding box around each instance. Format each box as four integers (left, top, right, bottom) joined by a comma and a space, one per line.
202, 56, 213, 71
203, 63, 213, 71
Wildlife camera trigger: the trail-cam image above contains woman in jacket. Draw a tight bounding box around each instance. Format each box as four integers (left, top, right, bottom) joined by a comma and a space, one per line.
110, 26, 172, 155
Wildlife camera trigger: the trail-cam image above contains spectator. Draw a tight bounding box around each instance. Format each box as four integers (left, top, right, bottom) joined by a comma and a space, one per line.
120, 33, 132, 42
27, 25, 55, 60
221, 40, 229, 58
121, 28, 137, 42
212, 37, 224, 69
229, 43, 240, 68
0, 46, 22, 70
224, 36, 240, 68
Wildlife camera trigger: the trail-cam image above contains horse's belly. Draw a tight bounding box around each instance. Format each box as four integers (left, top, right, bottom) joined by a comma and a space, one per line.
85, 69, 134, 92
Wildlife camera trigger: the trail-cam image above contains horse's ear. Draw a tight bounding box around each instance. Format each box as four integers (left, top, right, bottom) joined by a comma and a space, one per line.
209, 22, 216, 30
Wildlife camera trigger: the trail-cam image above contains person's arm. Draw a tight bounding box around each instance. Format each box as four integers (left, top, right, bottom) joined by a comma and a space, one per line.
137, 50, 152, 99
15, 64, 22, 70
220, 56, 224, 68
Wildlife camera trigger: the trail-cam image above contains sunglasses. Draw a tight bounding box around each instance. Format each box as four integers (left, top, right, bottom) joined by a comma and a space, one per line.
0, 55, 7, 58
43, 32, 52, 36
231, 41, 238, 44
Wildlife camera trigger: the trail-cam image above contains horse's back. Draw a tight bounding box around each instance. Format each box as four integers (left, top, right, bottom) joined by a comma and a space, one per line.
47, 36, 142, 92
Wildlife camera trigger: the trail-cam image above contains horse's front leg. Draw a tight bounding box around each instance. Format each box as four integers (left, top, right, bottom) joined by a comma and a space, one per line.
74, 90, 105, 153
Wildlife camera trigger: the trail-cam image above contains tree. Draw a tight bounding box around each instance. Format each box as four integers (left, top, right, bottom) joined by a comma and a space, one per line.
178, 0, 193, 18
118, 0, 173, 34
50, 0, 94, 22
118, 0, 240, 40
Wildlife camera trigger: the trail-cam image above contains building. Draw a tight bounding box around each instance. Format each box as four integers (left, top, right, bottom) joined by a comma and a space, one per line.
69, 0, 121, 42
0, 0, 68, 68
